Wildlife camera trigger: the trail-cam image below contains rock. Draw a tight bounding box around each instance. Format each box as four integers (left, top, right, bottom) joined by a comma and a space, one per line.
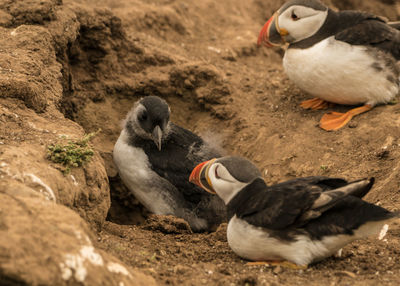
170, 62, 230, 105
0, 0, 61, 27
0, 102, 110, 229
335, 270, 357, 279
348, 122, 358, 129
141, 214, 193, 234
173, 265, 190, 274
0, 192, 155, 286
273, 265, 282, 274
0, 9, 12, 26
0, 2, 114, 229
0, 25, 62, 112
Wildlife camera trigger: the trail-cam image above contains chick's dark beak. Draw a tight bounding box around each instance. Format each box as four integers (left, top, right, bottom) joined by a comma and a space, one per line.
189, 159, 217, 194
152, 125, 162, 151
257, 12, 288, 47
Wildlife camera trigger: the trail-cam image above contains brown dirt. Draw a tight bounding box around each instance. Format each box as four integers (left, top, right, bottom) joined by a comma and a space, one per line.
98, 220, 400, 286
1, 0, 400, 285
0, 192, 155, 286
91, 0, 400, 285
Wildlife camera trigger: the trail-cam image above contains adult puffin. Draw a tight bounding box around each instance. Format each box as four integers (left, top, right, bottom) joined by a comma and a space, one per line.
190, 156, 399, 267
113, 96, 226, 232
258, 0, 400, 131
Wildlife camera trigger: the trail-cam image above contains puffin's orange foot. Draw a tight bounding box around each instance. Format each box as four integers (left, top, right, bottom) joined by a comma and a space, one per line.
246, 261, 307, 270
300, 98, 334, 110
319, 104, 372, 131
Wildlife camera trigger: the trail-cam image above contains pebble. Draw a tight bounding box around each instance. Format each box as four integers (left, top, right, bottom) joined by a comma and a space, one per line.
348, 122, 358, 128
335, 270, 357, 278
273, 265, 282, 274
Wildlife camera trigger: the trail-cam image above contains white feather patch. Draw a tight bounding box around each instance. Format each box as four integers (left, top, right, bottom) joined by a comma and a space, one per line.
283, 37, 398, 106
378, 224, 389, 240
113, 129, 175, 214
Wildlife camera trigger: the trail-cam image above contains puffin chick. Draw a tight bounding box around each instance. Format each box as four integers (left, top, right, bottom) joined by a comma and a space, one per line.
190, 156, 399, 267
113, 96, 226, 232
258, 0, 400, 131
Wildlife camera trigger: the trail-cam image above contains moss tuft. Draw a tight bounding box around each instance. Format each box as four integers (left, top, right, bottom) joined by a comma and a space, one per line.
47, 130, 100, 174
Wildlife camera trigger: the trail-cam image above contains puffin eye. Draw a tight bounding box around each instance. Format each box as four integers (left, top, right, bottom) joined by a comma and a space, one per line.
291, 11, 299, 20
138, 111, 147, 122
215, 165, 221, 179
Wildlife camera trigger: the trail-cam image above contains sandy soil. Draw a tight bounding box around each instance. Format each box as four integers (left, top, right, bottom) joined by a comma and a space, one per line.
83, 0, 400, 285
98, 219, 400, 286
1, 0, 400, 285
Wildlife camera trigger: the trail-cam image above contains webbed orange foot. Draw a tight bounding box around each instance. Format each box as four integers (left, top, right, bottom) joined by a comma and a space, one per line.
301, 98, 334, 110
320, 104, 372, 131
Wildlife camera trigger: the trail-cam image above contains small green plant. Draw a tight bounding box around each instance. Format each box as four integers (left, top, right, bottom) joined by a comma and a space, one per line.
149, 253, 157, 262
320, 165, 329, 172
47, 130, 100, 174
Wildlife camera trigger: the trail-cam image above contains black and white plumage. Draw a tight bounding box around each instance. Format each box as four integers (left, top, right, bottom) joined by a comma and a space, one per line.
190, 156, 399, 266
113, 96, 226, 232
258, 0, 400, 131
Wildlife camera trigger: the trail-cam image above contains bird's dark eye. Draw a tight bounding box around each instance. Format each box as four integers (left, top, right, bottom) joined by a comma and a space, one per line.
138, 111, 147, 122
291, 11, 299, 20
215, 165, 220, 179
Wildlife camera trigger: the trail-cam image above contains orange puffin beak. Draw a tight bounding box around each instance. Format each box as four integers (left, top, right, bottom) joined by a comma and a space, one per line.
257, 12, 288, 47
189, 159, 217, 194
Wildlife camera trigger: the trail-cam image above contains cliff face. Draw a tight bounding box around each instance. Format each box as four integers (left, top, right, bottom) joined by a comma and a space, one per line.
0, 0, 399, 285
0, 1, 152, 284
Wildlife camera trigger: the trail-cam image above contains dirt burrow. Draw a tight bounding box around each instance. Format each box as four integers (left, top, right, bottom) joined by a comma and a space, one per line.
0, 0, 400, 285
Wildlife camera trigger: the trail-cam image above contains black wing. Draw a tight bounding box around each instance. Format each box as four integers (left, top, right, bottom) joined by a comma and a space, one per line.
303, 195, 397, 240
140, 123, 221, 203
335, 16, 400, 60
228, 176, 374, 230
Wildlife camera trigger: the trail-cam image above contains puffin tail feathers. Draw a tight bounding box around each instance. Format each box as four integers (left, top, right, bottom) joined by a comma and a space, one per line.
346, 177, 375, 199
309, 178, 374, 216
388, 21, 400, 30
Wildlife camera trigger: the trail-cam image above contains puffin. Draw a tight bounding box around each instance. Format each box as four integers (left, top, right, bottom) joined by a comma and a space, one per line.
257, 0, 400, 131
113, 96, 226, 232
189, 156, 399, 267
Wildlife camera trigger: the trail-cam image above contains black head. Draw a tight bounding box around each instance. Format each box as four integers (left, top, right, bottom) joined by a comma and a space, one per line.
216, 156, 262, 183
258, 0, 329, 46
278, 0, 327, 14
190, 156, 263, 204
125, 96, 171, 150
